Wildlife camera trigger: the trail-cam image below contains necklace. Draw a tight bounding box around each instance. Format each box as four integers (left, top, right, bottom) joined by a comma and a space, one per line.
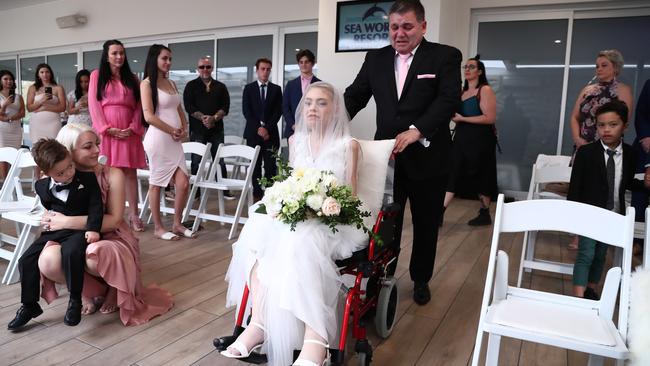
204, 79, 212, 93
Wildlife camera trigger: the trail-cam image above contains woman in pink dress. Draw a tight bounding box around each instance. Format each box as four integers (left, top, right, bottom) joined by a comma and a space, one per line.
88, 39, 147, 232
37, 123, 173, 324
140, 44, 194, 240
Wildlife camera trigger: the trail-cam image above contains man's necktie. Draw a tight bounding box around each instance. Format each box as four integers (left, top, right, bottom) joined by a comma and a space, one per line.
606, 149, 616, 210
397, 53, 411, 98
260, 84, 267, 105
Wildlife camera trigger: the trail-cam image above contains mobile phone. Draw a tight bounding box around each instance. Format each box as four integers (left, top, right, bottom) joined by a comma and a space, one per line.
44, 86, 52, 95
8, 88, 15, 98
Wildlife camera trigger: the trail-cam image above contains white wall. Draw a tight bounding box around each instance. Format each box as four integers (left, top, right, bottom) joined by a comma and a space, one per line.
0, 0, 318, 53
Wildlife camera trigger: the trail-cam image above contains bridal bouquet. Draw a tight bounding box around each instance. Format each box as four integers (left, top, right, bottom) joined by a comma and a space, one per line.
256, 161, 376, 239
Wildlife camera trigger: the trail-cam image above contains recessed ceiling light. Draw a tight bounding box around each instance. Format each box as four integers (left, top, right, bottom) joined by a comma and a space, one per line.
554, 39, 562, 44
133, 60, 138, 63
206, 55, 211, 58
295, 48, 300, 52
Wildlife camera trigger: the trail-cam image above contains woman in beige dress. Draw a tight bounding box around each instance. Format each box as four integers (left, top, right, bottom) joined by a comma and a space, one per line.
27, 63, 66, 176
0, 69, 25, 180
141, 44, 194, 241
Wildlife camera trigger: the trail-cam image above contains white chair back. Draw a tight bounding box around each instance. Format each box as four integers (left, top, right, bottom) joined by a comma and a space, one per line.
0, 149, 37, 203
190, 143, 260, 239
356, 139, 394, 227
472, 194, 633, 365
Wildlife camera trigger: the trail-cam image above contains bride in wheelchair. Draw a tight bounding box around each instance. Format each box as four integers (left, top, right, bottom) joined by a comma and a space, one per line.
221, 82, 371, 366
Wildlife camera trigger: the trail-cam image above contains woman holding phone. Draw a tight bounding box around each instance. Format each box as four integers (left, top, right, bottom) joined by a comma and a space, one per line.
27, 63, 66, 145
67, 69, 92, 126
0, 69, 25, 180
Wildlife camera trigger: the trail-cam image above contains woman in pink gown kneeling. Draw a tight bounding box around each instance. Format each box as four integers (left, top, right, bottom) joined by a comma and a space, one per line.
37, 123, 173, 326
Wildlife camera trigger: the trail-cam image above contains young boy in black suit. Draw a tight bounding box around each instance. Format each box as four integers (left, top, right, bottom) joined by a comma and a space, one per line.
8, 139, 103, 330
567, 100, 643, 300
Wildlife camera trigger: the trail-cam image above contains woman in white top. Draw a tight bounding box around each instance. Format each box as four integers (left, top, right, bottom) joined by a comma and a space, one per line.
0, 69, 25, 180
67, 69, 92, 126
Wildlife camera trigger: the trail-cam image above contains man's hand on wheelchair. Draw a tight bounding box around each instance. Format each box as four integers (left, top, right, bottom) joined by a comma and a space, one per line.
393, 128, 422, 154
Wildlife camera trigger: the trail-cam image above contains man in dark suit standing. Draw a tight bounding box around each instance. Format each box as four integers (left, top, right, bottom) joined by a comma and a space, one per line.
345, 0, 461, 305
242, 58, 282, 200
282, 49, 320, 139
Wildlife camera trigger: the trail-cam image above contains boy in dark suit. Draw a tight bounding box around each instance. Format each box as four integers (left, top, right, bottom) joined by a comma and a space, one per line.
242, 57, 282, 200
568, 100, 642, 300
8, 139, 103, 330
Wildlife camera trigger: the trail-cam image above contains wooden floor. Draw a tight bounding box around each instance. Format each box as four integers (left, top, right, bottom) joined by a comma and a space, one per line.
0, 197, 637, 366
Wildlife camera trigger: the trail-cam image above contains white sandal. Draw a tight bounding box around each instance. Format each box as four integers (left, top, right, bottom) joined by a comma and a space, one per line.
293, 339, 330, 366
220, 321, 266, 359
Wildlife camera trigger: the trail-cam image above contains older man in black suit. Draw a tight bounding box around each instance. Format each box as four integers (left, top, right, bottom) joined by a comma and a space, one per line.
242, 58, 283, 200
345, 0, 461, 305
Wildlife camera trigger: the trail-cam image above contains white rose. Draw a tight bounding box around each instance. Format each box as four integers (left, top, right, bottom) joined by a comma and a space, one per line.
306, 194, 325, 211
283, 199, 300, 215
321, 197, 341, 216
321, 173, 338, 189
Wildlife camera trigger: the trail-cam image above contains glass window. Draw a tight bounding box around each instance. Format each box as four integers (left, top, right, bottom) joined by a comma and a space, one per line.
0, 59, 17, 77
168, 40, 215, 98
283, 32, 318, 88
83, 50, 102, 71
47, 53, 77, 99
477, 19, 568, 192
560, 15, 650, 154
217, 35, 273, 138
125, 46, 150, 80
19, 56, 45, 98
19, 56, 46, 123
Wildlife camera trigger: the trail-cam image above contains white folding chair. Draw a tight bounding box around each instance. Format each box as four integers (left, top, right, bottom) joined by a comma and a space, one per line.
472, 195, 633, 366
140, 142, 213, 224
516, 155, 573, 286
0, 149, 41, 284
0, 147, 19, 189
224, 135, 246, 179
188, 143, 260, 239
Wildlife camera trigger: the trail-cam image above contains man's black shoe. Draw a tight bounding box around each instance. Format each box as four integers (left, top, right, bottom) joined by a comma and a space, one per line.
223, 191, 236, 200
468, 208, 492, 226
583, 287, 600, 301
63, 298, 82, 326
7, 303, 43, 330
413, 282, 431, 305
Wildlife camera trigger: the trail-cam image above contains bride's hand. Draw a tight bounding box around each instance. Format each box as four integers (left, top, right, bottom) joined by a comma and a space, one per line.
41, 210, 70, 231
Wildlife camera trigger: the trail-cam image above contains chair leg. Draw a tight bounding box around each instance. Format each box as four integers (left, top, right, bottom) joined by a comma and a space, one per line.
218, 190, 225, 227
470, 330, 484, 366
587, 354, 604, 366
182, 182, 198, 222
229, 187, 248, 240
525, 230, 537, 271
192, 188, 209, 233
139, 189, 150, 221
485, 334, 501, 366
517, 232, 529, 287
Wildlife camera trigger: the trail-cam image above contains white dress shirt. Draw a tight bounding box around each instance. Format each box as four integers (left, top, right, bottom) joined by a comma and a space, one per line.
49, 179, 71, 203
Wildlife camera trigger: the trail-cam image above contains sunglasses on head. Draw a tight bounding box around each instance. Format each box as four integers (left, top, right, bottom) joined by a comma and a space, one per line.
198, 65, 212, 70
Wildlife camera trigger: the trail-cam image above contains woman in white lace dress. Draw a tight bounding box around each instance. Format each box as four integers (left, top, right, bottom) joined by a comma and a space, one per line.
222, 82, 366, 366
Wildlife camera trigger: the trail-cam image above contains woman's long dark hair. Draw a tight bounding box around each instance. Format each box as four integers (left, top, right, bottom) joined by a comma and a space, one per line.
143, 44, 171, 113
74, 69, 91, 101
463, 55, 489, 91
0, 69, 15, 91
34, 63, 57, 90
96, 39, 139, 101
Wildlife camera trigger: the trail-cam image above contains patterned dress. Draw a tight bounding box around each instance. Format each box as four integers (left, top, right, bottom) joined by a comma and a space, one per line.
578, 79, 621, 143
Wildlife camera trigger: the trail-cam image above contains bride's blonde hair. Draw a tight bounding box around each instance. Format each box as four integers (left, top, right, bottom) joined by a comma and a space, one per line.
56, 123, 97, 152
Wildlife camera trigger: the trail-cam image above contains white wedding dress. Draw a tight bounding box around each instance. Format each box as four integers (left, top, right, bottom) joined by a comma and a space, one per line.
224, 136, 367, 366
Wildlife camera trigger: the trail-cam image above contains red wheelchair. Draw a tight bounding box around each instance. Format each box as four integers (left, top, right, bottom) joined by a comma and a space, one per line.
213, 201, 401, 365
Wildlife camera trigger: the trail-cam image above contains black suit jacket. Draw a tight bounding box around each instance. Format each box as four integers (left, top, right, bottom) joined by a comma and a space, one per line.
567, 142, 641, 215
282, 75, 321, 138
35, 170, 103, 232
345, 39, 462, 180
242, 81, 282, 147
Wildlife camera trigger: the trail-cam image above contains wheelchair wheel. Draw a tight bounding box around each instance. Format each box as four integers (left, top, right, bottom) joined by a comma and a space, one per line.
374, 276, 398, 338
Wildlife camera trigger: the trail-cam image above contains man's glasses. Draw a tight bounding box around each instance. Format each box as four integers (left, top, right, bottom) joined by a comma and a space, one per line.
198, 65, 213, 70
462, 65, 477, 71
